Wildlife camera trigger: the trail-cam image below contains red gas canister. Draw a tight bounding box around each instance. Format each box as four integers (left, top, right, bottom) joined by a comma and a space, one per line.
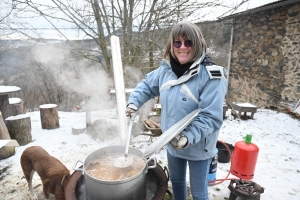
230, 134, 259, 180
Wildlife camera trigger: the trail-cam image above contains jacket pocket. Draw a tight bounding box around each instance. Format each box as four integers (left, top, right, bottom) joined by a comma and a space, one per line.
204, 137, 208, 152
204, 132, 219, 155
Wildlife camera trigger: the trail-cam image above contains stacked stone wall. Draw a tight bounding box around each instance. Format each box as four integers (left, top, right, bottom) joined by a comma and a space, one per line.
228, 3, 300, 108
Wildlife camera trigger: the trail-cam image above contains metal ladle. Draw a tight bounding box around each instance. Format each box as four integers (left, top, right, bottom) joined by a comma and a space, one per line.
113, 108, 202, 167
113, 115, 134, 168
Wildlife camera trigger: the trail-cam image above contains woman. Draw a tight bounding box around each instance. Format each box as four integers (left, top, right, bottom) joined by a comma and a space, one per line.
126, 22, 227, 200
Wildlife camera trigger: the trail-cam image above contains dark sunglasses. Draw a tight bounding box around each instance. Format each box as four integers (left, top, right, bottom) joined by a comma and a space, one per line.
173, 40, 193, 48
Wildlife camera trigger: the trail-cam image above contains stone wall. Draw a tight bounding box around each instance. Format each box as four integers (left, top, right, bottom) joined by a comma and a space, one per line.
228, 2, 300, 108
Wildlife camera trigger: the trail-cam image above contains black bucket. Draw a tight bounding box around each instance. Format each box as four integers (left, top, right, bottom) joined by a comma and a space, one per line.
216, 141, 234, 163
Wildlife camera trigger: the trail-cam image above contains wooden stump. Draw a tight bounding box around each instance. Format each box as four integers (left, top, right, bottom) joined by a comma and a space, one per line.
72, 127, 86, 135
9, 98, 26, 116
0, 112, 15, 159
5, 114, 32, 146
39, 104, 60, 129
0, 94, 10, 124
71, 120, 86, 135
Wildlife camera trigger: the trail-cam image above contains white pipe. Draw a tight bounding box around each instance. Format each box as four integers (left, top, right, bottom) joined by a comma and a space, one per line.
110, 35, 127, 145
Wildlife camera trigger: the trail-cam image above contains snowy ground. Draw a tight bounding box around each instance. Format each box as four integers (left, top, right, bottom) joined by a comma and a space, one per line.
0, 108, 299, 200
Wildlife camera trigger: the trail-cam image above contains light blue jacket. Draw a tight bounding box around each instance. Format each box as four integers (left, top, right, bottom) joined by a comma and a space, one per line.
128, 53, 227, 160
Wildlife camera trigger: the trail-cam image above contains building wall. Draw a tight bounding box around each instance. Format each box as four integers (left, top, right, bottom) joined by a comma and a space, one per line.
228, 2, 300, 108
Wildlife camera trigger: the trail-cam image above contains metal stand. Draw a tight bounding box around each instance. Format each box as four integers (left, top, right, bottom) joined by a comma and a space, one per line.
228, 179, 264, 200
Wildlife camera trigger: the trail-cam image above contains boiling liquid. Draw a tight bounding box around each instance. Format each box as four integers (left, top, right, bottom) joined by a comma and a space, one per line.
86, 153, 145, 181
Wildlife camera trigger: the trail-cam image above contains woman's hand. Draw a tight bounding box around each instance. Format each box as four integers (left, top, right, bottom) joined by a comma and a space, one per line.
170, 134, 188, 149
125, 104, 138, 116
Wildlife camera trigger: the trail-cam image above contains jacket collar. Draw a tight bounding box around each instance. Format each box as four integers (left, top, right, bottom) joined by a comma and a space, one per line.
163, 52, 206, 86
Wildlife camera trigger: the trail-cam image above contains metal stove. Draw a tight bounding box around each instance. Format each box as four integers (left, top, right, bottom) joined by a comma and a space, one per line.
65, 164, 173, 200
228, 179, 264, 200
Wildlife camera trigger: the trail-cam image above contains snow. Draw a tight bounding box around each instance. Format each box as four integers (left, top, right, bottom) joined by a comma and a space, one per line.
6, 114, 30, 120
234, 102, 257, 107
0, 140, 19, 148
9, 98, 22, 104
0, 108, 300, 199
39, 104, 57, 109
0, 86, 21, 94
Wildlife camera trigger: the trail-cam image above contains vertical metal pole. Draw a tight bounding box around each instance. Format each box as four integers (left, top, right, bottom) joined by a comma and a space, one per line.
227, 19, 234, 87
110, 35, 127, 145
85, 95, 92, 134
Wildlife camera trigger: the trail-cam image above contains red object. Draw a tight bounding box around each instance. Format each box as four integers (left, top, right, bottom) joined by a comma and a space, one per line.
230, 140, 259, 180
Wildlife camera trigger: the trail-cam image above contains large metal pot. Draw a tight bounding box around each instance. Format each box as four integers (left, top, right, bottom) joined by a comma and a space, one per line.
73, 145, 157, 200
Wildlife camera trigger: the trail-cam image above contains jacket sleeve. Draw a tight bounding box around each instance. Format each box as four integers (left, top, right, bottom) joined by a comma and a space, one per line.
127, 67, 162, 109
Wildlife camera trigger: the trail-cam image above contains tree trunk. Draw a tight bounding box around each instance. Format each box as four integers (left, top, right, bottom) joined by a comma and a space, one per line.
39, 104, 60, 129
5, 114, 32, 146
0, 112, 15, 159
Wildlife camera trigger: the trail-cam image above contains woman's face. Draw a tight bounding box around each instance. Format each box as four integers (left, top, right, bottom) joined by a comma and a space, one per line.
173, 37, 193, 65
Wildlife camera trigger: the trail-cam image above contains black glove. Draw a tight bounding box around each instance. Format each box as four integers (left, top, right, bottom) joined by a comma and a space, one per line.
125, 104, 137, 116
170, 134, 188, 149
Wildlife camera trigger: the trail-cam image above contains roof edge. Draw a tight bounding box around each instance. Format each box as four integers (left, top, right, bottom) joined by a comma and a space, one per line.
220, 0, 300, 20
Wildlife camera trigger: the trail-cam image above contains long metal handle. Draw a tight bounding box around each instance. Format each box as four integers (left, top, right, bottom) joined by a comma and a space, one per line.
142, 108, 201, 159
124, 116, 133, 157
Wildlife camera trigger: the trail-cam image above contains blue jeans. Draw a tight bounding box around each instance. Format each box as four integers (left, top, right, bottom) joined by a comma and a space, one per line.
167, 151, 211, 200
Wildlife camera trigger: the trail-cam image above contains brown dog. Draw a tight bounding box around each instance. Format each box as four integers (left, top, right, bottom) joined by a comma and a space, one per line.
20, 146, 70, 200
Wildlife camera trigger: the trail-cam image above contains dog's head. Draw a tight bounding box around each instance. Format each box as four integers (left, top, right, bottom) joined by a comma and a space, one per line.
54, 171, 71, 200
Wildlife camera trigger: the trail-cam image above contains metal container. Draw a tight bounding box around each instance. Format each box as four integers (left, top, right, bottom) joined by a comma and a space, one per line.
65, 161, 173, 200
71, 108, 201, 199
230, 135, 259, 180
216, 141, 234, 163
73, 145, 156, 200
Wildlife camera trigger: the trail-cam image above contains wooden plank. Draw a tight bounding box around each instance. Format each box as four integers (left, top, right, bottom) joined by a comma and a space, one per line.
110, 35, 127, 144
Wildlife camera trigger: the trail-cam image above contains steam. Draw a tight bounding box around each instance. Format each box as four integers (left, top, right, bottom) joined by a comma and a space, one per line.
31, 43, 114, 109
123, 65, 144, 88
29, 42, 157, 138
123, 65, 159, 131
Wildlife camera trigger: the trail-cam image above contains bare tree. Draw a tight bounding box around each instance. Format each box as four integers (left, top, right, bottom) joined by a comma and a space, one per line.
0, 0, 15, 29
0, 0, 249, 110
8, 0, 248, 75
0, 0, 15, 61
0, 39, 88, 111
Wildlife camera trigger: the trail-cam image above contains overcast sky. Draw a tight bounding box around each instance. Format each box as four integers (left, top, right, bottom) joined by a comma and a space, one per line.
237, 0, 278, 12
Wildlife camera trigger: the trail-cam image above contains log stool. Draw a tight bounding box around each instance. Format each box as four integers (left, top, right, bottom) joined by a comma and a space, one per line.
0, 86, 21, 124
0, 94, 10, 124
0, 112, 15, 159
5, 114, 32, 146
9, 98, 26, 116
39, 104, 60, 129
72, 123, 86, 135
